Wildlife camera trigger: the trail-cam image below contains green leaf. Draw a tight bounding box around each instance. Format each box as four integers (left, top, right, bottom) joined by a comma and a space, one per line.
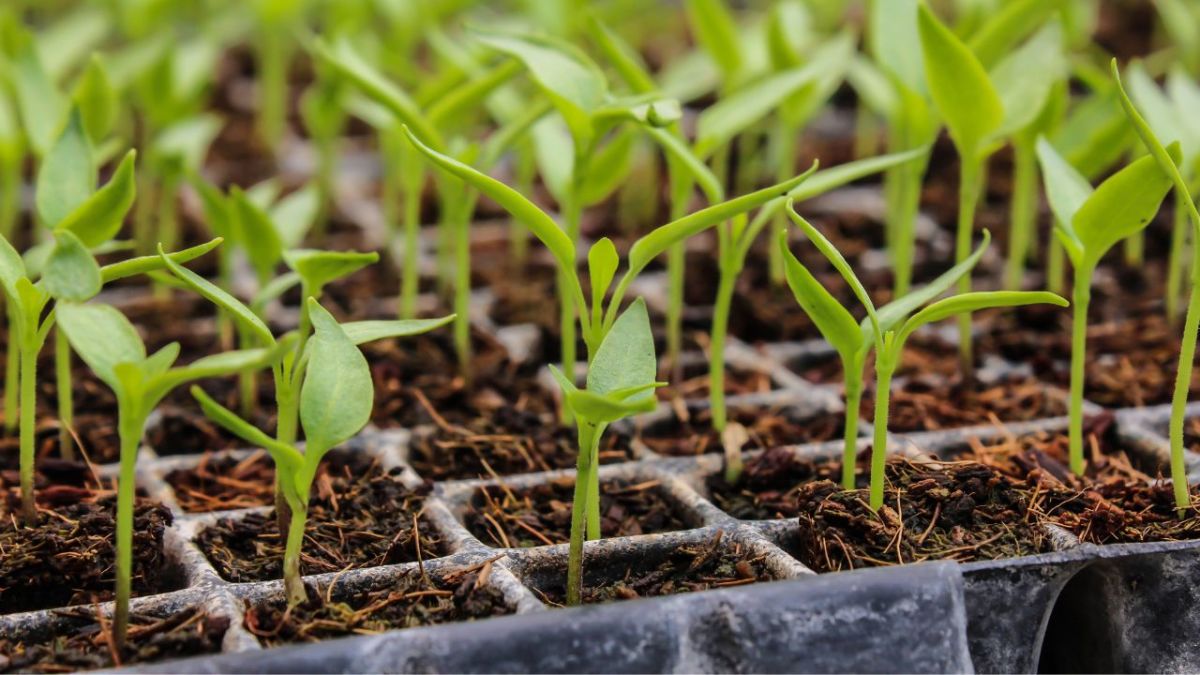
868, 0, 924, 92
190, 174, 233, 239
898, 291, 1068, 345
779, 230, 862, 361
695, 36, 853, 156
1072, 151, 1175, 268
968, 0, 1066, 68
231, 188, 284, 284
10, 40, 67, 156
156, 243, 274, 346
767, 1, 811, 69
300, 299, 372, 455
642, 127, 724, 203
284, 249, 379, 295
873, 230, 992, 336
153, 115, 221, 169
990, 21, 1065, 138
918, 3, 1004, 157
565, 387, 658, 424
55, 150, 137, 248
588, 237, 619, 312
1125, 62, 1185, 151
403, 125, 576, 273
588, 298, 655, 400
340, 315, 455, 345
683, 0, 744, 81
786, 202, 880, 334
426, 58, 522, 127
1035, 136, 1091, 261
585, 15, 656, 94
190, 385, 304, 469
56, 301, 146, 392
100, 238, 222, 285
1167, 67, 1200, 165
270, 186, 320, 249
473, 29, 607, 148
578, 128, 636, 206
311, 36, 443, 149
42, 231, 101, 301
626, 167, 816, 277
73, 55, 118, 143
37, 7, 109, 82
252, 271, 301, 308
0, 233, 27, 300
36, 109, 94, 227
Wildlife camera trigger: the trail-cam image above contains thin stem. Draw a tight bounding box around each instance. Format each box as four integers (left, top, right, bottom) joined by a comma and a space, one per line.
1168, 241, 1200, 513
558, 191, 583, 424
258, 29, 287, 152
842, 374, 863, 490
55, 328, 74, 460
282, 498, 309, 607
112, 408, 144, 650
869, 360, 894, 511
1124, 231, 1144, 267
238, 328, 257, 420
400, 170, 422, 320
1047, 235, 1065, 294
0, 145, 19, 240
1167, 198, 1189, 324
566, 421, 596, 606
133, 172, 156, 256
453, 192, 472, 379
955, 159, 984, 378
510, 144, 535, 267
580, 423, 601, 541
1068, 266, 1091, 476
5, 303, 19, 436
18, 333, 36, 526
665, 242, 685, 377
1005, 139, 1037, 290
768, 120, 796, 286
709, 256, 738, 432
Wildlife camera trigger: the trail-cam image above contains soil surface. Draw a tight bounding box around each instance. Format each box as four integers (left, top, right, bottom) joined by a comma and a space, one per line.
463, 476, 689, 548
0, 495, 176, 615
873, 375, 1068, 432
790, 457, 1050, 572
245, 562, 511, 647
532, 530, 777, 606
636, 407, 842, 457
0, 606, 227, 673
195, 454, 442, 582
407, 408, 635, 482
707, 447, 849, 520
164, 451, 276, 513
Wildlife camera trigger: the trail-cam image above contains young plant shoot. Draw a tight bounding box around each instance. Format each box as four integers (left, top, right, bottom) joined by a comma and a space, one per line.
57, 300, 286, 649
190, 298, 448, 607
1111, 60, 1200, 512
786, 201, 1067, 510
1036, 136, 1174, 476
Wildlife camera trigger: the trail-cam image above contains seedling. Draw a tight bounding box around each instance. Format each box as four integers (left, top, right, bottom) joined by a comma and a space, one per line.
189, 298, 447, 607
404, 128, 809, 603
57, 300, 286, 649
779, 222, 992, 491
1111, 59, 1200, 512
785, 201, 1066, 510
1036, 134, 1174, 476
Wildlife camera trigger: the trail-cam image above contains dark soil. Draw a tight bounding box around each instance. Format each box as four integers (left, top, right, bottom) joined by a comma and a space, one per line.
791, 457, 1050, 572
407, 408, 635, 482
533, 530, 777, 606
636, 407, 842, 457
873, 375, 1068, 432
655, 362, 775, 401
0, 605, 226, 673
163, 451, 276, 513
788, 333, 965, 385
707, 447, 849, 520
0, 496, 176, 615
971, 422, 1200, 545
244, 562, 511, 647
195, 454, 442, 582
463, 476, 689, 548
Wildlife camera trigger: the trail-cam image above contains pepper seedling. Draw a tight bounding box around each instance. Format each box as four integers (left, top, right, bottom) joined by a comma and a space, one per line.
779, 225, 992, 490
786, 201, 1067, 510
57, 300, 289, 650
1036, 134, 1175, 476
189, 298, 446, 608
1110, 59, 1200, 513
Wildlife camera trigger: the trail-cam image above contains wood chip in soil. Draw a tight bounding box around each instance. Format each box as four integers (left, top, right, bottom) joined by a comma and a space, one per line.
0, 606, 226, 673
791, 457, 1050, 572
0, 496, 175, 615
195, 454, 441, 582
707, 447, 849, 520
534, 531, 775, 606
464, 476, 688, 548
245, 564, 511, 647
407, 407, 633, 482
163, 450, 275, 513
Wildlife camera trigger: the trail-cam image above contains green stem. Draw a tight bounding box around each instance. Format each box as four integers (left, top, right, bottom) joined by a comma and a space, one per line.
869, 361, 893, 511
282, 498, 309, 607
258, 29, 287, 152
842, 374, 863, 490
664, 164, 691, 378
1168, 243, 1200, 513
566, 421, 596, 606
1047, 234, 1065, 294
956, 160, 984, 377
113, 408, 144, 650
5, 303, 19, 436
1124, 231, 1144, 266
1005, 139, 1037, 290
1167, 198, 1189, 324
55, 328, 74, 460
133, 172, 156, 256
0, 145, 19, 241
709, 256, 737, 433
1068, 266, 1091, 476
453, 193, 472, 379
581, 423, 602, 541
238, 329, 257, 420
18, 333, 36, 526
768, 121, 796, 286
400, 171, 422, 319
510, 144, 535, 267
558, 194, 582, 424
